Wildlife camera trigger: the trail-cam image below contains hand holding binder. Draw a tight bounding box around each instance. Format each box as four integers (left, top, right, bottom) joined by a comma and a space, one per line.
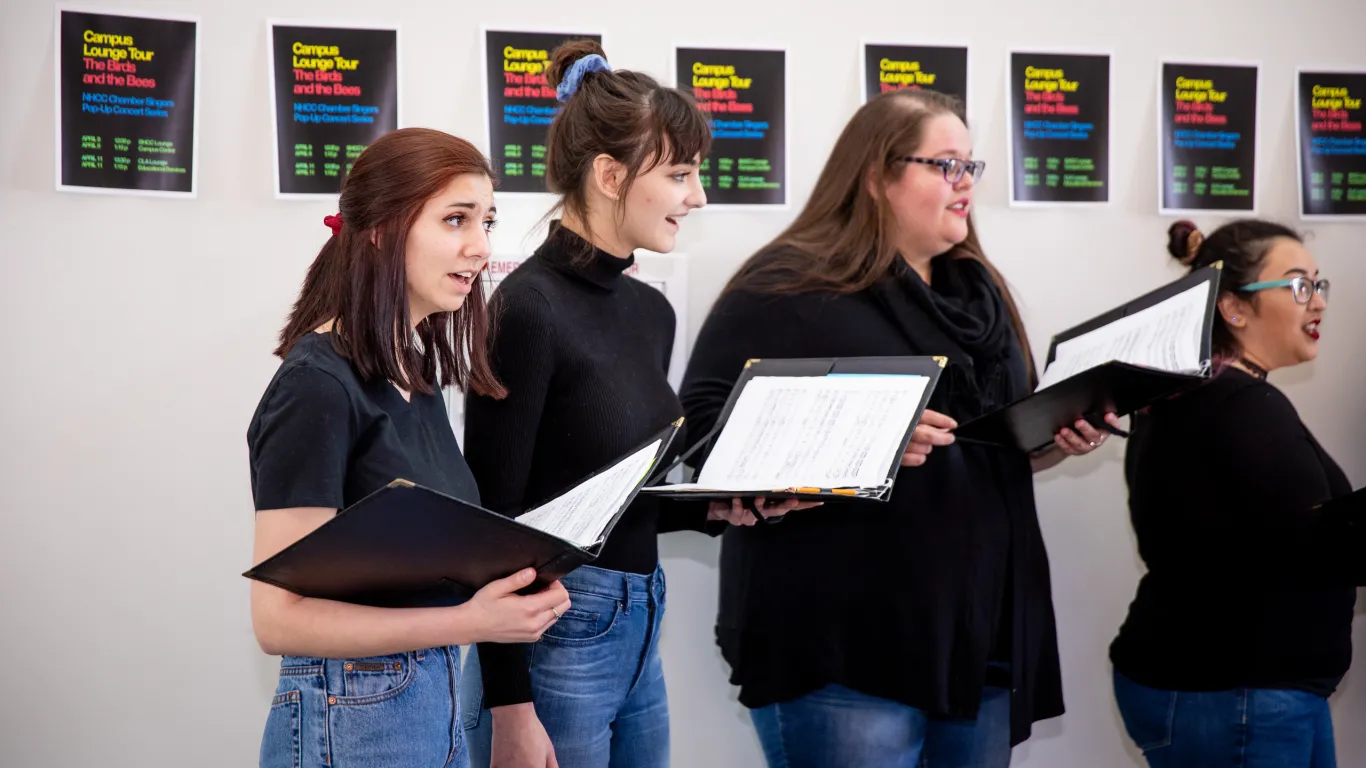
901, 408, 958, 467
955, 264, 1223, 452
242, 421, 682, 608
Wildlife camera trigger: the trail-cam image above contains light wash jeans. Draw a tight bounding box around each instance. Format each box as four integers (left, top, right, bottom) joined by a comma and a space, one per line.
260, 646, 467, 767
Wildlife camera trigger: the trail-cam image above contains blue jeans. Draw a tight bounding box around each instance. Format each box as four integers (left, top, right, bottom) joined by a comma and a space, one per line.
749, 683, 1012, 768
260, 646, 467, 768
463, 563, 670, 768
1113, 669, 1337, 767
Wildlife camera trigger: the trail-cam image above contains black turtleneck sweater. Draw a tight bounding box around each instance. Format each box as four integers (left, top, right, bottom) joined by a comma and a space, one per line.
464, 222, 712, 708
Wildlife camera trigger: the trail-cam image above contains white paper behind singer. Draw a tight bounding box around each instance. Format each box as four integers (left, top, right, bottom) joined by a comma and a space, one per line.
517, 439, 661, 547
1036, 282, 1210, 391
654, 374, 930, 493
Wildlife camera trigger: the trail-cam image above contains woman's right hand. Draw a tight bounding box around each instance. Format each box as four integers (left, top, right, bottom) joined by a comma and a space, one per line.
463, 568, 572, 644
901, 409, 957, 467
491, 704, 558, 768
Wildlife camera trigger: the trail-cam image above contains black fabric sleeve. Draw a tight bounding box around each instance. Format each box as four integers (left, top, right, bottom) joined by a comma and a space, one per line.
1183, 385, 1360, 585
464, 286, 558, 709
248, 366, 353, 511
657, 497, 724, 535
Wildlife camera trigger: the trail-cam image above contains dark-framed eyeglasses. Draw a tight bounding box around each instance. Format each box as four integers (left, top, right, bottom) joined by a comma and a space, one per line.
1239, 276, 1330, 305
900, 156, 986, 184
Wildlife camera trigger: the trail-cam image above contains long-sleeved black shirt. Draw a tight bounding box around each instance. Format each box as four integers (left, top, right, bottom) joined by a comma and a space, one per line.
679, 253, 1064, 748
1111, 367, 1356, 695
464, 222, 710, 708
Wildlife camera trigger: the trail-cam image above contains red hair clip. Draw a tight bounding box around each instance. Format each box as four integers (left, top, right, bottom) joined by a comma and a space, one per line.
323, 213, 343, 236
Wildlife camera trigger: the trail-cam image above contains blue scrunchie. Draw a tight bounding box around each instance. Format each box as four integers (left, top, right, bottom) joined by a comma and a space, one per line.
555, 54, 612, 102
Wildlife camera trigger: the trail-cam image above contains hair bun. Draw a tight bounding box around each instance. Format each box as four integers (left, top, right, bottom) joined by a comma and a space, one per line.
547, 39, 608, 91
1166, 220, 1203, 266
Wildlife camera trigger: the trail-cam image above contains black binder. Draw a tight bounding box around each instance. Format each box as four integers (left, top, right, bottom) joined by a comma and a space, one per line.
641, 356, 945, 502
242, 421, 682, 608
955, 264, 1223, 453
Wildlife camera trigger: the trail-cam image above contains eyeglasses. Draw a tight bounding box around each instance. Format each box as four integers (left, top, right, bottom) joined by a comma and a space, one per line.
900, 156, 986, 184
1239, 276, 1330, 305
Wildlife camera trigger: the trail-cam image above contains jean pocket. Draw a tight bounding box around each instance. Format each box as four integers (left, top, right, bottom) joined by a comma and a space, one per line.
1113, 671, 1176, 753
334, 652, 415, 704
260, 691, 301, 768
541, 590, 621, 646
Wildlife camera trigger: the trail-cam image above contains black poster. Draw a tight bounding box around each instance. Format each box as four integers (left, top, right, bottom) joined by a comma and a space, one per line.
1159, 62, 1258, 214
677, 46, 786, 206
1008, 51, 1110, 205
1296, 70, 1366, 218
862, 44, 968, 105
269, 23, 398, 197
57, 9, 198, 195
484, 29, 602, 195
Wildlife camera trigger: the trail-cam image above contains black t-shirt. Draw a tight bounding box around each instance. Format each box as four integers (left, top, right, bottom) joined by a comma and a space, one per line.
247, 331, 479, 513
1110, 368, 1355, 696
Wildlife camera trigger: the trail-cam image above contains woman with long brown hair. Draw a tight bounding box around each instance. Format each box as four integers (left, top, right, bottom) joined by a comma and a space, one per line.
679, 89, 1116, 766
246, 127, 571, 768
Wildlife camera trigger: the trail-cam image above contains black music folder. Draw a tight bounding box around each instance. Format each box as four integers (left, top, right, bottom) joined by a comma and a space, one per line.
956, 264, 1223, 453
242, 421, 681, 607
640, 356, 944, 502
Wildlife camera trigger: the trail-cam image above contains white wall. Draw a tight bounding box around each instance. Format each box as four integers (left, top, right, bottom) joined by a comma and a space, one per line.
2, 0, 1364, 765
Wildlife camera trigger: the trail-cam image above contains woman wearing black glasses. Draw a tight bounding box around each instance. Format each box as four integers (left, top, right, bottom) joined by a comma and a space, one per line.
679, 88, 1115, 768
1111, 219, 1348, 768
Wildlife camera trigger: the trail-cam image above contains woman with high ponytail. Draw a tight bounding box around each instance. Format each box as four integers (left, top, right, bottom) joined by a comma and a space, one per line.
459, 40, 802, 768
1110, 218, 1350, 767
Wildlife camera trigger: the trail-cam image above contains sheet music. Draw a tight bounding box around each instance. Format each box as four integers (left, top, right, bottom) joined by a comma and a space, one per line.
1036, 283, 1210, 391
653, 374, 930, 492
517, 440, 661, 547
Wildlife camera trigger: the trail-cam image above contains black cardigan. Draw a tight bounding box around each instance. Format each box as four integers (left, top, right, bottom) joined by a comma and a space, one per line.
679, 257, 1063, 747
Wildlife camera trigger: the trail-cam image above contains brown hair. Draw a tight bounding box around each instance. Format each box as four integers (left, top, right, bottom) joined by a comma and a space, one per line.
722, 89, 1034, 380
275, 127, 506, 399
543, 40, 711, 256
1166, 218, 1303, 359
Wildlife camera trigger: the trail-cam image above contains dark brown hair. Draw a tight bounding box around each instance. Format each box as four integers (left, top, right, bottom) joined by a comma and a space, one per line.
722, 88, 1034, 381
543, 40, 711, 256
1167, 218, 1303, 359
275, 127, 506, 398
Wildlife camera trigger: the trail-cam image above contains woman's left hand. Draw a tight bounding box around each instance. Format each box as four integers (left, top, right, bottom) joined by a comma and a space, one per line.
1053, 413, 1124, 457
707, 497, 821, 526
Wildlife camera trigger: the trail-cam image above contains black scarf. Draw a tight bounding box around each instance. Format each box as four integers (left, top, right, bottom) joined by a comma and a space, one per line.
869, 256, 1029, 420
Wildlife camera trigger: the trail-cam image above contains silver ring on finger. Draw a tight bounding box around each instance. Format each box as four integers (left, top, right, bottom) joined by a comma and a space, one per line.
551, 607, 561, 619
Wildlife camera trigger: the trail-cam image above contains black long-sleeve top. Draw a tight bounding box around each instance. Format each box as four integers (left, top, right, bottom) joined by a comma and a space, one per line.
463, 222, 711, 708
678, 257, 1065, 747
1110, 368, 1356, 695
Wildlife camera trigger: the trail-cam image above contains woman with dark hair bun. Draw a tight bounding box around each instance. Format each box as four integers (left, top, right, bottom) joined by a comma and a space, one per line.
1111, 218, 1348, 768
460, 40, 805, 768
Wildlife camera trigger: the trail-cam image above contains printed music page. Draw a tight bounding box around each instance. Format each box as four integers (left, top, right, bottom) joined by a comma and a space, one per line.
653, 374, 929, 493
1036, 282, 1209, 391
517, 440, 661, 547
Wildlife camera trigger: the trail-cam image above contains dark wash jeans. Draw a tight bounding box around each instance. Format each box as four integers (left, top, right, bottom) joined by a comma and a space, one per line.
463, 563, 670, 768
1113, 668, 1336, 768
749, 682, 1012, 768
